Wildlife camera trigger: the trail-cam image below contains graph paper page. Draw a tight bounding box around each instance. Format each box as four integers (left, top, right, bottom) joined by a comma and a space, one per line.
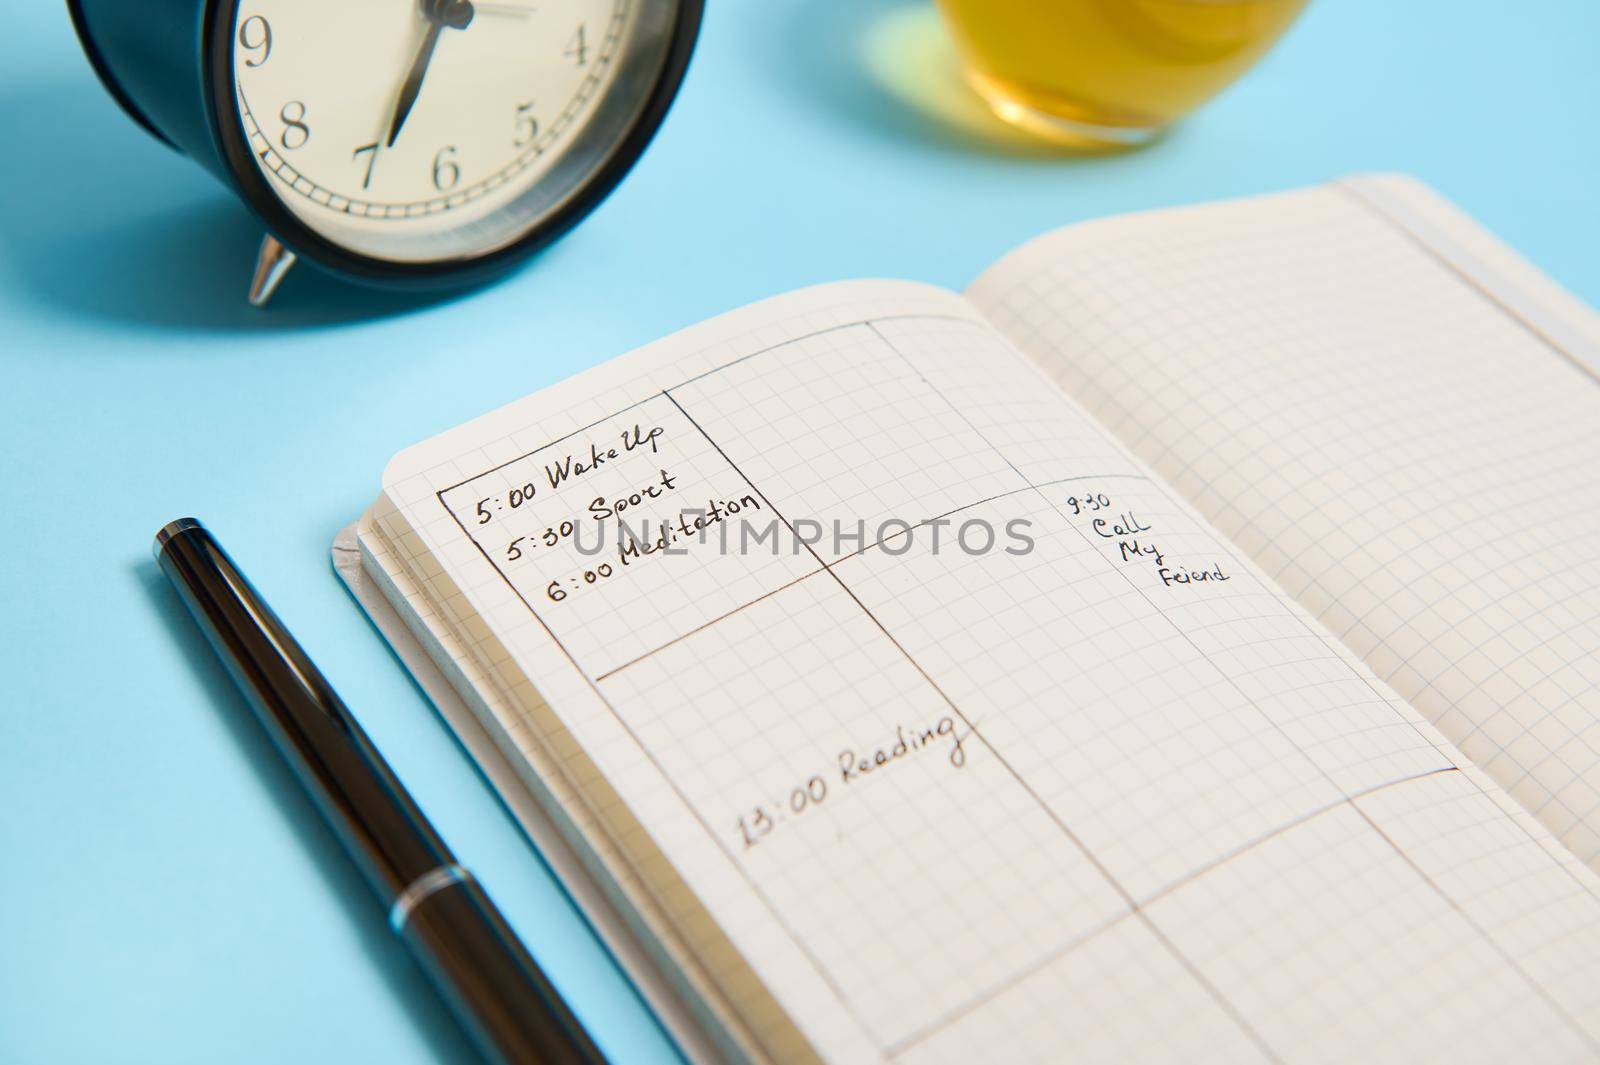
378, 280, 1600, 1063
971, 176, 1600, 878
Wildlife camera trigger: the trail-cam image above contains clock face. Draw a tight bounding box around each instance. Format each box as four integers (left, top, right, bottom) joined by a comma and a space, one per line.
228, 0, 675, 265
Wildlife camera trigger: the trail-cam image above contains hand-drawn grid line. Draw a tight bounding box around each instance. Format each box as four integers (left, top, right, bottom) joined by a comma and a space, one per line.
887, 764, 1461, 1057
430, 312, 977, 495
1030, 186, 1600, 905
430, 314, 1161, 1058
431, 311, 1600, 1062
591, 471, 1152, 682
433, 313, 1261, 1059
659, 389, 1268, 1063
869, 319, 1600, 1057
1347, 799, 1600, 1049
435, 468, 875, 1065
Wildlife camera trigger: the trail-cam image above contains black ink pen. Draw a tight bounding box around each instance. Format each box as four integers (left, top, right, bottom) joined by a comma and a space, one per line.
154, 518, 607, 1065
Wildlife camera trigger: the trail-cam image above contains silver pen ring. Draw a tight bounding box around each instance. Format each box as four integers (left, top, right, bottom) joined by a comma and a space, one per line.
389, 864, 473, 931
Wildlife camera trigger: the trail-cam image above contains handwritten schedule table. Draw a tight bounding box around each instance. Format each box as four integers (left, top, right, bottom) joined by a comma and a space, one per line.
375, 275, 1600, 1064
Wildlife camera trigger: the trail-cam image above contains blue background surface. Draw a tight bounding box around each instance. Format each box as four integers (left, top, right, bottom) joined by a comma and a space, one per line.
2, 1, 1597, 1062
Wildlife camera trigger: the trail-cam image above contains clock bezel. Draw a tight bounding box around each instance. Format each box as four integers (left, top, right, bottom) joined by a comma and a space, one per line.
199, 0, 703, 290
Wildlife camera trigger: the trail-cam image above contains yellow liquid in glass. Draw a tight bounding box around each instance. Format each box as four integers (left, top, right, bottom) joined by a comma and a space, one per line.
937, 0, 1310, 144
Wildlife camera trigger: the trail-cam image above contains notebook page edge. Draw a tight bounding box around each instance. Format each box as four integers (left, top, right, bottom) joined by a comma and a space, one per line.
353, 507, 813, 1063
381, 280, 981, 492
370, 284, 1001, 1065
371, 278, 1600, 1055
333, 518, 739, 1065
964, 183, 1337, 307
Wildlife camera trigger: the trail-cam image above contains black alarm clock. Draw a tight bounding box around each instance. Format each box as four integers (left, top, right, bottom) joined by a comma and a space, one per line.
68, 0, 702, 305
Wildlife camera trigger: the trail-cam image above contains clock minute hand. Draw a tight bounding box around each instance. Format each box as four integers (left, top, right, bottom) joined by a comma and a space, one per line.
386, 0, 476, 148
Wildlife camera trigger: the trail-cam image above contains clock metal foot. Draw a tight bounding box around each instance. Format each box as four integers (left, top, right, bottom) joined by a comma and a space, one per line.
248, 234, 297, 307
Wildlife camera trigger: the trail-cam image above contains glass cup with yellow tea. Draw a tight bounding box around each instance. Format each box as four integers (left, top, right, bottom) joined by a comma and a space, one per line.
935, 0, 1311, 148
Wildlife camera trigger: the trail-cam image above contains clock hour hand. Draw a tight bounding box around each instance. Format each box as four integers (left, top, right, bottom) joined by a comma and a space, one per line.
386, 0, 476, 148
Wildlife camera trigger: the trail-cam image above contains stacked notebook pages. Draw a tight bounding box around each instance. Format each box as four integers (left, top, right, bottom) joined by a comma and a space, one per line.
338, 175, 1600, 1064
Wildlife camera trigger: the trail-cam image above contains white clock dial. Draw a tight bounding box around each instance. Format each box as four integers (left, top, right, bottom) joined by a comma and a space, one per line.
231, 0, 649, 263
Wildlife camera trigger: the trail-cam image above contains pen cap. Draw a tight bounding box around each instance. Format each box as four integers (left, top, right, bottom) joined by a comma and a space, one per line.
154, 518, 455, 900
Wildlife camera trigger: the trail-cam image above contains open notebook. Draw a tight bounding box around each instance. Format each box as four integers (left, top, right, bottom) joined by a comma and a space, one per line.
337, 175, 1600, 1064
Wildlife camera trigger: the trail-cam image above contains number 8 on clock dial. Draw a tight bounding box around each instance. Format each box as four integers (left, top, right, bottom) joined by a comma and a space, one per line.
69, 0, 702, 303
